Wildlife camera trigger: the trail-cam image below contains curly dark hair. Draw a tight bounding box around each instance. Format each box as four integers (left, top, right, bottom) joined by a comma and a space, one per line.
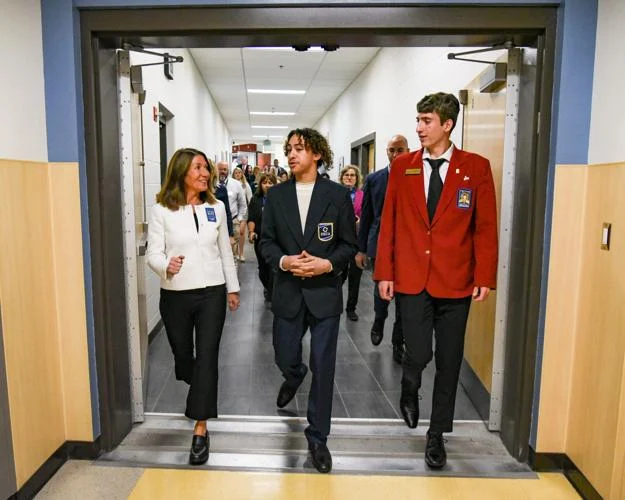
284, 128, 333, 169
417, 92, 460, 132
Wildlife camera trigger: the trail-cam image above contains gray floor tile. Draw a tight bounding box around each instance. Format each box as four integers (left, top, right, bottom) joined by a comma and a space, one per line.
341, 391, 399, 419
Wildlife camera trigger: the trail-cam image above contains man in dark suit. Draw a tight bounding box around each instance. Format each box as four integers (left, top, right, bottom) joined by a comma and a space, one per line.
260, 128, 358, 473
356, 134, 409, 363
375, 93, 498, 469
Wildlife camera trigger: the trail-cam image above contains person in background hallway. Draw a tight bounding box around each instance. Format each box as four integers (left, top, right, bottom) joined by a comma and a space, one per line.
375, 93, 498, 469
237, 154, 256, 193
339, 165, 364, 321
232, 166, 253, 262
260, 128, 358, 474
147, 148, 240, 466
273, 158, 281, 170
356, 135, 409, 363
210, 159, 234, 240
247, 172, 277, 302
217, 161, 248, 266
277, 167, 289, 183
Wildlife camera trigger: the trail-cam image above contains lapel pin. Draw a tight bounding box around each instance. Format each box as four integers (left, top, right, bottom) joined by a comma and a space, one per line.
463, 176, 470, 181
455, 168, 460, 174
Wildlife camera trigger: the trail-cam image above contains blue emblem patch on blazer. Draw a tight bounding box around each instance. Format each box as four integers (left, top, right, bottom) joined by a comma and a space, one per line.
205, 207, 217, 222
456, 188, 473, 209
318, 222, 334, 242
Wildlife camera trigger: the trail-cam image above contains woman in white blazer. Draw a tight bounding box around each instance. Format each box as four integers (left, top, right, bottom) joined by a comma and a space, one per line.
147, 148, 240, 466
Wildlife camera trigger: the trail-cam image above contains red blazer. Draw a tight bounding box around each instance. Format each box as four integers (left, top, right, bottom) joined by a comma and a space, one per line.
373, 148, 498, 298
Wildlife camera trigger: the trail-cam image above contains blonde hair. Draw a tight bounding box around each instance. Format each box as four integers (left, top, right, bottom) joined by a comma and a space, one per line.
232, 166, 248, 187
339, 165, 362, 188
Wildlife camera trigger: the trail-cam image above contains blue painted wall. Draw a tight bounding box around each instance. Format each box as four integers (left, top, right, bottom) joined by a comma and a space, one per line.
41, 0, 598, 445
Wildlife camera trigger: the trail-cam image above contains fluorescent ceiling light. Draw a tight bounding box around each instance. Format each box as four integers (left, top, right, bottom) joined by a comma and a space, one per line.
269, 135, 284, 138
250, 111, 295, 116
248, 89, 305, 95
252, 125, 289, 129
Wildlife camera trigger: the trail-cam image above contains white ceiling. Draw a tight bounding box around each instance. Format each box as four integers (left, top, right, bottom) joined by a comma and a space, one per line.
189, 47, 380, 146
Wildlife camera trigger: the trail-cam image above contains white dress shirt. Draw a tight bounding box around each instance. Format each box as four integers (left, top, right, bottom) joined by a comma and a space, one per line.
223, 178, 248, 220
422, 143, 455, 202
147, 201, 240, 292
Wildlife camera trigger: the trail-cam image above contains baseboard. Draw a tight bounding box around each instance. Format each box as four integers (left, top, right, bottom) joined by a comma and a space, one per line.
148, 319, 164, 345
528, 447, 602, 500
9, 438, 101, 500
459, 359, 490, 421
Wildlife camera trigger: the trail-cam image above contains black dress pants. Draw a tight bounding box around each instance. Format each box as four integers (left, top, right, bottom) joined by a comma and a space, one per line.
159, 285, 227, 421
397, 291, 471, 433
341, 257, 363, 312
371, 258, 403, 347
273, 305, 340, 446
254, 241, 273, 294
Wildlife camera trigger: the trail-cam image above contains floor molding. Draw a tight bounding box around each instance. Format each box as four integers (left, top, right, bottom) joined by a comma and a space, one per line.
9, 438, 101, 500
528, 447, 602, 500
459, 359, 490, 421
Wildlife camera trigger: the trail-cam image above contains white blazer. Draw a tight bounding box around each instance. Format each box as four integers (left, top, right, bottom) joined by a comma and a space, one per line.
147, 201, 240, 293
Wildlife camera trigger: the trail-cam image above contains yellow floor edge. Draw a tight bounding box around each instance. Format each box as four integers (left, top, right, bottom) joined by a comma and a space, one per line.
129, 469, 580, 499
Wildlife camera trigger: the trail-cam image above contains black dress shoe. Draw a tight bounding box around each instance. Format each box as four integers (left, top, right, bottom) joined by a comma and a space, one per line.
346, 310, 358, 321
277, 381, 298, 408
399, 390, 419, 429
189, 432, 209, 465
425, 431, 447, 469
392, 344, 404, 364
370, 320, 384, 346
309, 442, 332, 473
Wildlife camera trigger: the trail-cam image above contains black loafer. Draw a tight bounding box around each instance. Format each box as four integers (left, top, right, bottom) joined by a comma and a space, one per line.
309, 442, 332, 473
189, 432, 209, 465
346, 310, 358, 321
425, 431, 447, 469
399, 389, 419, 429
370, 320, 384, 346
393, 345, 404, 364
277, 381, 299, 408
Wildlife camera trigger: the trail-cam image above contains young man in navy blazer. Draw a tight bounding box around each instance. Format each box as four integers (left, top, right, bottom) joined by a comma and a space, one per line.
356, 134, 409, 363
260, 128, 358, 473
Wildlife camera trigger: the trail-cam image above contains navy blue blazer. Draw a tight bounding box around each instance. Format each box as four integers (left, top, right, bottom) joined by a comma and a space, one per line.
260, 176, 358, 319
358, 166, 390, 258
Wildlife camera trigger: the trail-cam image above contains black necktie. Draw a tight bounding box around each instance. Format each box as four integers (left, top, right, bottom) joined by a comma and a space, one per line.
426, 158, 445, 222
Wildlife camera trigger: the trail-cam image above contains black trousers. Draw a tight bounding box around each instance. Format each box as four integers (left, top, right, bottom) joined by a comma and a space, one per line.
341, 257, 363, 312
254, 241, 273, 294
273, 306, 340, 446
371, 258, 403, 347
397, 291, 471, 433
159, 285, 227, 421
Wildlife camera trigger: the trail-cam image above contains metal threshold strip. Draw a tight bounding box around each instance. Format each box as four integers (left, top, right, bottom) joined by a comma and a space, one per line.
98, 414, 534, 478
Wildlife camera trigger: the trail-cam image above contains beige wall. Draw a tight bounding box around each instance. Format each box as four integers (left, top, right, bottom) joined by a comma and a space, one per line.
0, 160, 92, 488
537, 162, 625, 499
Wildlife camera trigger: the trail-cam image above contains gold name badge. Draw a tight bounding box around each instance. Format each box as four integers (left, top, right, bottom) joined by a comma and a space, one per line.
405, 168, 421, 175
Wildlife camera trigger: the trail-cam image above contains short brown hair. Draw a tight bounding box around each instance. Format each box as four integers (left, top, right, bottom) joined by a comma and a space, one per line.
417, 92, 460, 132
254, 172, 278, 197
156, 148, 216, 210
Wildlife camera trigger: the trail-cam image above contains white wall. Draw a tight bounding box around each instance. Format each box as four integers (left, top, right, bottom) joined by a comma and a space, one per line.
129, 49, 232, 332
315, 47, 499, 180
0, 0, 47, 161
588, 0, 625, 164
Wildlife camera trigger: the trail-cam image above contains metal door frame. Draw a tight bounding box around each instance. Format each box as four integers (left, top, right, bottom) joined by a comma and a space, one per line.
80, 5, 557, 459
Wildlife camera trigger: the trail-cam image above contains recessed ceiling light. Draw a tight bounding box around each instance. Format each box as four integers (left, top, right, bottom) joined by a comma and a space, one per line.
248, 89, 305, 95
251, 125, 289, 129
250, 111, 295, 116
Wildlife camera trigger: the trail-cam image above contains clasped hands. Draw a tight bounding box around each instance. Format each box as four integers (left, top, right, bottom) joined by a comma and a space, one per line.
282, 251, 332, 278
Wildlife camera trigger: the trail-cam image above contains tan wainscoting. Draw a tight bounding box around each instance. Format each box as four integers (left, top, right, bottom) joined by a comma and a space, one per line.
0, 159, 92, 488
537, 162, 625, 499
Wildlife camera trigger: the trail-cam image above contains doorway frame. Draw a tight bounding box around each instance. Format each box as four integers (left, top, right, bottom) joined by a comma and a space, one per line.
80, 5, 557, 460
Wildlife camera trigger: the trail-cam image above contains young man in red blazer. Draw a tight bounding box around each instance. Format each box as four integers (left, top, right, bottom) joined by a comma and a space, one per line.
374, 92, 498, 469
